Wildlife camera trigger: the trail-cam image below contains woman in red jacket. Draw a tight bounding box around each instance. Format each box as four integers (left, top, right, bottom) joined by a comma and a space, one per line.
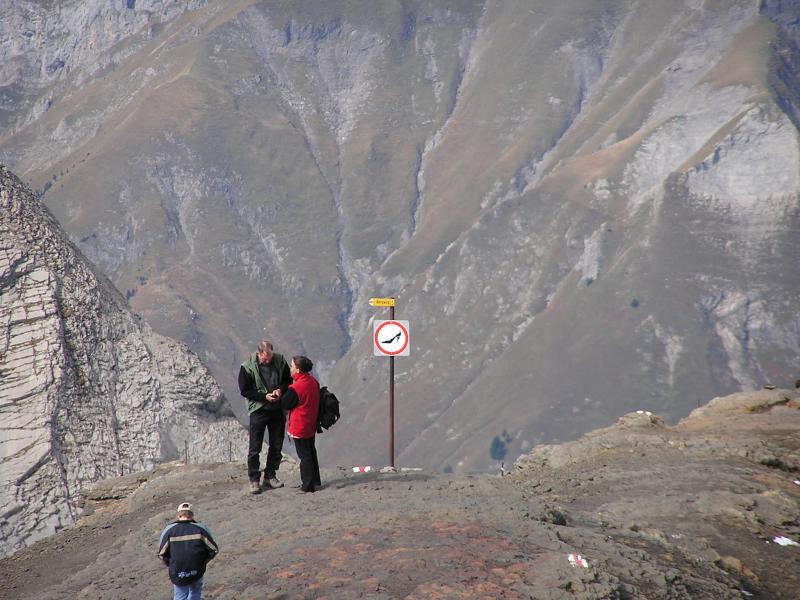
277, 355, 321, 492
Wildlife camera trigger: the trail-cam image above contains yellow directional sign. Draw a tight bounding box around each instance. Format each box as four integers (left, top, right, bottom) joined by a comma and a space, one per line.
369, 297, 396, 307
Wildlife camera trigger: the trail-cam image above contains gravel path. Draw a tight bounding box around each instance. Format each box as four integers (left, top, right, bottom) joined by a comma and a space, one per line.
0, 461, 619, 599
1, 390, 798, 599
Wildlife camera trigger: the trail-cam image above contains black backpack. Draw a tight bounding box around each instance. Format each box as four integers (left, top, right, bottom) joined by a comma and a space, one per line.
317, 386, 340, 432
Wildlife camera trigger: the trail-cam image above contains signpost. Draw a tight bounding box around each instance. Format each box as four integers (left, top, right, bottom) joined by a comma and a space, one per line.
369, 297, 409, 469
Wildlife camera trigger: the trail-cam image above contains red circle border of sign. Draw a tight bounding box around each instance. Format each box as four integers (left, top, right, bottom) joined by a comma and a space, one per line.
374, 320, 409, 356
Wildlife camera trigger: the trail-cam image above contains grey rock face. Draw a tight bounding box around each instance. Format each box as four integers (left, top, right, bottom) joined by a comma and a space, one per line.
0, 165, 245, 558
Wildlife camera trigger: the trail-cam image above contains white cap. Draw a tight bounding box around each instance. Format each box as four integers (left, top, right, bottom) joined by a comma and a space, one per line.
176, 502, 193, 513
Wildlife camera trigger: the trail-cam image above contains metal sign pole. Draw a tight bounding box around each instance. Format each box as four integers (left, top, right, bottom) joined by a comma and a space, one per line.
369, 296, 404, 472
389, 302, 395, 469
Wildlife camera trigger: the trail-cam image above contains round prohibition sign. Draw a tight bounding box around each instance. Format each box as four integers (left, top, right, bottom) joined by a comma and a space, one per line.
374, 320, 409, 356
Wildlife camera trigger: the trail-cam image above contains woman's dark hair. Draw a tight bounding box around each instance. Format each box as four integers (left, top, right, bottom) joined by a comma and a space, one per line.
292, 355, 313, 373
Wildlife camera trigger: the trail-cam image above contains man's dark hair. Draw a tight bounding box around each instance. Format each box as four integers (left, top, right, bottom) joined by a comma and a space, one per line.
292, 355, 313, 373
258, 340, 274, 353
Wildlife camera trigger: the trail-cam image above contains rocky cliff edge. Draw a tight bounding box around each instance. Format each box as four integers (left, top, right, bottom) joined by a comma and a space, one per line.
0, 165, 246, 558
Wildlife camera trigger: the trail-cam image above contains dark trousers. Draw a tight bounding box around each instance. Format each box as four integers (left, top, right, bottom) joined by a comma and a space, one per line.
293, 436, 321, 492
247, 408, 286, 482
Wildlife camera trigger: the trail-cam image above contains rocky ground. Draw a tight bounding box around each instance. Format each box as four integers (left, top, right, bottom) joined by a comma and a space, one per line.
0, 389, 798, 599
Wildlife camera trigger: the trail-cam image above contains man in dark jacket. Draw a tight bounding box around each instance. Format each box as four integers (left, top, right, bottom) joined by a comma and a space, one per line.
238, 340, 292, 494
158, 502, 218, 600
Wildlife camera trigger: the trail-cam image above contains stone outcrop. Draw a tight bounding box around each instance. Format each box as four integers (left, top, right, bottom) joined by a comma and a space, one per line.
512, 388, 800, 598
0, 165, 246, 558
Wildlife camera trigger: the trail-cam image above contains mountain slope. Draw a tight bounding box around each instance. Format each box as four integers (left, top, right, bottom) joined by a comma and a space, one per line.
0, 1, 798, 471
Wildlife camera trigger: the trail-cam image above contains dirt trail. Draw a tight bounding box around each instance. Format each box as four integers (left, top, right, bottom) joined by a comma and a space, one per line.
1, 462, 613, 599
1, 390, 798, 599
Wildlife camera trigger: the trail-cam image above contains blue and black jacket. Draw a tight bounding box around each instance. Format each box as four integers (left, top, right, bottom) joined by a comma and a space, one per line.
158, 519, 219, 585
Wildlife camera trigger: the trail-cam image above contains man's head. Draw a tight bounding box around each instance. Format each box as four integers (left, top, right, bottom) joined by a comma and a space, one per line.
176, 502, 194, 521
257, 340, 274, 364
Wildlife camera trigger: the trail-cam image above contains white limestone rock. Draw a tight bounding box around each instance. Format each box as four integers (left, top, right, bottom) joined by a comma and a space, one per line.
0, 165, 245, 558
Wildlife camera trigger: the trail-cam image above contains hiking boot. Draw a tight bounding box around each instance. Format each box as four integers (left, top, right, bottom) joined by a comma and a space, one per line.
249, 481, 262, 495
263, 476, 284, 489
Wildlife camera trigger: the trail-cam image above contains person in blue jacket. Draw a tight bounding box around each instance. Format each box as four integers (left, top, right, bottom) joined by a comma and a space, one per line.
158, 502, 219, 600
